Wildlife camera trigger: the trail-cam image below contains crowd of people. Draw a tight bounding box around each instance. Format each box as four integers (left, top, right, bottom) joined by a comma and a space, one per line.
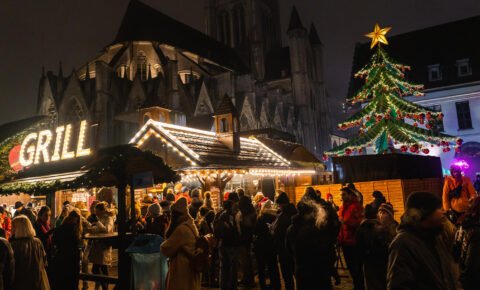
1, 163, 480, 290
0, 199, 116, 290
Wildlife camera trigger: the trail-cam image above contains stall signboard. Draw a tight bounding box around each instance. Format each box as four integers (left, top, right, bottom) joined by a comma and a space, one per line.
15, 120, 93, 169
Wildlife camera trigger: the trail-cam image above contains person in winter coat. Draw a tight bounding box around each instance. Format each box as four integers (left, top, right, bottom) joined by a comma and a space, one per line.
34, 206, 54, 260
369, 191, 387, 214
0, 207, 11, 239
203, 192, 214, 211
236, 196, 256, 287
88, 202, 115, 290
347, 183, 363, 206
0, 237, 14, 290
326, 193, 339, 212
387, 191, 458, 290
254, 200, 280, 290
160, 197, 202, 290
13, 201, 37, 226
51, 210, 82, 290
10, 215, 50, 290
455, 196, 480, 290
443, 164, 476, 220
286, 197, 337, 290
145, 203, 168, 237
272, 192, 297, 290
214, 199, 240, 290
338, 187, 364, 290
357, 203, 398, 290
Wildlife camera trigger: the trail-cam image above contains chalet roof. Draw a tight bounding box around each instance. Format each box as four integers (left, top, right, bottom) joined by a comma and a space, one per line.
130, 120, 302, 170
348, 16, 480, 98
256, 137, 323, 168
113, 0, 248, 73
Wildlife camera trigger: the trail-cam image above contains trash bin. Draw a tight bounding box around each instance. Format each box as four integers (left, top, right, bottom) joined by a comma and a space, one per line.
126, 234, 167, 290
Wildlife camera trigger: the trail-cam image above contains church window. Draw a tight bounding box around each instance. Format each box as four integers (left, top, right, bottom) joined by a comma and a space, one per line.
179, 70, 200, 85
136, 50, 147, 81
65, 98, 85, 124
220, 118, 229, 133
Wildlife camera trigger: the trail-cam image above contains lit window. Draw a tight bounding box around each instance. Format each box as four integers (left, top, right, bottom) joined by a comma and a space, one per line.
456, 101, 473, 130
456, 59, 472, 77
428, 64, 442, 82
426, 105, 444, 132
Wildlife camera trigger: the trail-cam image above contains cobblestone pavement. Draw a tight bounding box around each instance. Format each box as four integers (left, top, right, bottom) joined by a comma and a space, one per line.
202, 267, 354, 290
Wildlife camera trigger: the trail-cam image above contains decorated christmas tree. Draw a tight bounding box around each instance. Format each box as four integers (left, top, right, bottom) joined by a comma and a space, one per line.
325, 24, 459, 158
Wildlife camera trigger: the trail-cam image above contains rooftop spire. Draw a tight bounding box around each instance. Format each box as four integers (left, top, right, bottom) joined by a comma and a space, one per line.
288, 6, 305, 32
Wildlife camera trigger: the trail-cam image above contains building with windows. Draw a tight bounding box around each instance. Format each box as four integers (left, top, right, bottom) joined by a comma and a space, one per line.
36, 0, 333, 158
348, 16, 480, 176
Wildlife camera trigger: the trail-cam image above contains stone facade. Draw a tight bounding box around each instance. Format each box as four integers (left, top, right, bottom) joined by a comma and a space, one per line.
36, 0, 332, 157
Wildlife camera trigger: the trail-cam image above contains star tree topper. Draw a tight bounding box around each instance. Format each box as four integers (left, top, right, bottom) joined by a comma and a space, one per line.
365, 24, 392, 49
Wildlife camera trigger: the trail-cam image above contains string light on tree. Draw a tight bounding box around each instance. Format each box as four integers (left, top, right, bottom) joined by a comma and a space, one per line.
325, 24, 458, 158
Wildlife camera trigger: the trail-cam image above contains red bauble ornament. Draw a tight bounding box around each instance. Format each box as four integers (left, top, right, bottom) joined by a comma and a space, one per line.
456, 138, 463, 146
8, 145, 22, 172
345, 148, 352, 156
322, 154, 328, 161
385, 114, 391, 120
358, 148, 363, 154
340, 124, 347, 130
426, 112, 432, 120
426, 123, 432, 130
438, 113, 444, 120
400, 145, 408, 152
413, 122, 418, 127
422, 148, 430, 154
410, 144, 419, 153
366, 116, 371, 121
443, 147, 451, 153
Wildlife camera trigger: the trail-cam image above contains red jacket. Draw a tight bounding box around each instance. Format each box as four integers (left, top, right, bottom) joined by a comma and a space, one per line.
338, 200, 363, 246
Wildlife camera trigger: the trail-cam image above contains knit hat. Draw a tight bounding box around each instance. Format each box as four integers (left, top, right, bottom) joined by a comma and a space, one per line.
276, 192, 290, 205
147, 203, 161, 217
406, 191, 442, 220
14, 201, 24, 209
171, 197, 189, 216
378, 202, 394, 218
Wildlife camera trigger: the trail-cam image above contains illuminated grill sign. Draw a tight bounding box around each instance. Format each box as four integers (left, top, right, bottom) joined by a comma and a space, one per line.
18, 120, 92, 167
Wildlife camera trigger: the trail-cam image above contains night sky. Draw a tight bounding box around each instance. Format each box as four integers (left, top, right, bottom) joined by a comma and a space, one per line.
0, 0, 479, 125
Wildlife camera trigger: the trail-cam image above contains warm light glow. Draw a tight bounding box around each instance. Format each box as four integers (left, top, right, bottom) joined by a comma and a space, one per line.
61, 124, 75, 160
76, 120, 91, 157
51, 126, 65, 161
19, 132, 38, 167
33, 130, 53, 164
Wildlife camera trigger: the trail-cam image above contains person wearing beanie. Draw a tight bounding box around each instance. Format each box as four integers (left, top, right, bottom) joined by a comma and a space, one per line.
271, 195, 297, 290
387, 192, 458, 290
145, 203, 168, 237
443, 165, 476, 222
326, 193, 339, 212
254, 198, 280, 290
369, 190, 387, 214
357, 203, 398, 290
161, 198, 201, 290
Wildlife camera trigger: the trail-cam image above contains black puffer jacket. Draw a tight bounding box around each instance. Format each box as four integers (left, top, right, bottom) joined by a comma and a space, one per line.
0, 238, 14, 290
387, 210, 458, 290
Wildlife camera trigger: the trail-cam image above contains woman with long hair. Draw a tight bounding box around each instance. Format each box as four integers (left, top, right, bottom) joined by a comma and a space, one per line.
51, 210, 83, 290
10, 215, 50, 290
161, 197, 202, 290
89, 202, 115, 290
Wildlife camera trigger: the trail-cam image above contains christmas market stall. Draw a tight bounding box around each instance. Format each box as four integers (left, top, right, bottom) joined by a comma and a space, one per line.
129, 116, 324, 204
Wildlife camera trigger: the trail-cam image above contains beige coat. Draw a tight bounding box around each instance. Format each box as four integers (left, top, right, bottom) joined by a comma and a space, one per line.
88, 214, 114, 265
161, 216, 201, 290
